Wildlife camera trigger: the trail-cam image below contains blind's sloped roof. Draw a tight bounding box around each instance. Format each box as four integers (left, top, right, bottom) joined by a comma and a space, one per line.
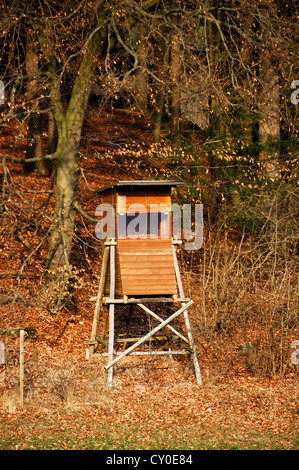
96, 180, 183, 193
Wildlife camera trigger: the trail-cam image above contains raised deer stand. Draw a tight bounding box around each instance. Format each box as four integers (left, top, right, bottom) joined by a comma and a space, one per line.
87, 237, 202, 387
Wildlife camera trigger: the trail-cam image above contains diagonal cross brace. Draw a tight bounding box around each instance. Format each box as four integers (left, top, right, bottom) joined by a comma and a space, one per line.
104, 299, 193, 371
137, 303, 189, 345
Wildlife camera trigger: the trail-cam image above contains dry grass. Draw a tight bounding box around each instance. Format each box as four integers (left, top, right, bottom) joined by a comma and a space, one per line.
178, 220, 299, 379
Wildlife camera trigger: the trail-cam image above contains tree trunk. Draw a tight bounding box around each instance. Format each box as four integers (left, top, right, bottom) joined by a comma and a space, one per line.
151, 33, 169, 143
24, 30, 47, 175
45, 140, 78, 279
48, 110, 58, 178
169, 15, 181, 134
259, 56, 280, 180
258, 1, 280, 180
134, 21, 148, 114
25, 112, 44, 174
45, 110, 92, 283
152, 92, 165, 143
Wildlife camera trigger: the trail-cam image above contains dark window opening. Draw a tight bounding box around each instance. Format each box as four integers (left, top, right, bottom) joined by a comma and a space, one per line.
118, 212, 170, 239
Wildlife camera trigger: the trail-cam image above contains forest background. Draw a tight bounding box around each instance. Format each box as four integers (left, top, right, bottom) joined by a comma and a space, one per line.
0, 0, 298, 450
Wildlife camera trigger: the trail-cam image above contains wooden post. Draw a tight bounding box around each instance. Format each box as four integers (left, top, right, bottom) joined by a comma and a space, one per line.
20, 329, 25, 408
107, 241, 115, 387
172, 243, 202, 386
88, 245, 109, 357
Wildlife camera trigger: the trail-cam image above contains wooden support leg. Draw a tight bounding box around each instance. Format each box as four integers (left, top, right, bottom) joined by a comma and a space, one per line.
101, 309, 109, 342
172, 243, 202, 386
88, 246, 109, 356
107, 242, 115, 387
107, 303, 115, 386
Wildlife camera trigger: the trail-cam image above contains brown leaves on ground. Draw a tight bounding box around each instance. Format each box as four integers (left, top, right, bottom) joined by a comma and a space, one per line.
0, 348, 298, 450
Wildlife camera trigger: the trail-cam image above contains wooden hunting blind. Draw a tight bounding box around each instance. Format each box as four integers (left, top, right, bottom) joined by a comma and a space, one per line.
86, 180, 202, 386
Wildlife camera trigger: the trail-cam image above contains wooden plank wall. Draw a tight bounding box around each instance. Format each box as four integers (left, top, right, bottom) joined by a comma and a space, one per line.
117, 239, 177, 296
117, 187, 171, 213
